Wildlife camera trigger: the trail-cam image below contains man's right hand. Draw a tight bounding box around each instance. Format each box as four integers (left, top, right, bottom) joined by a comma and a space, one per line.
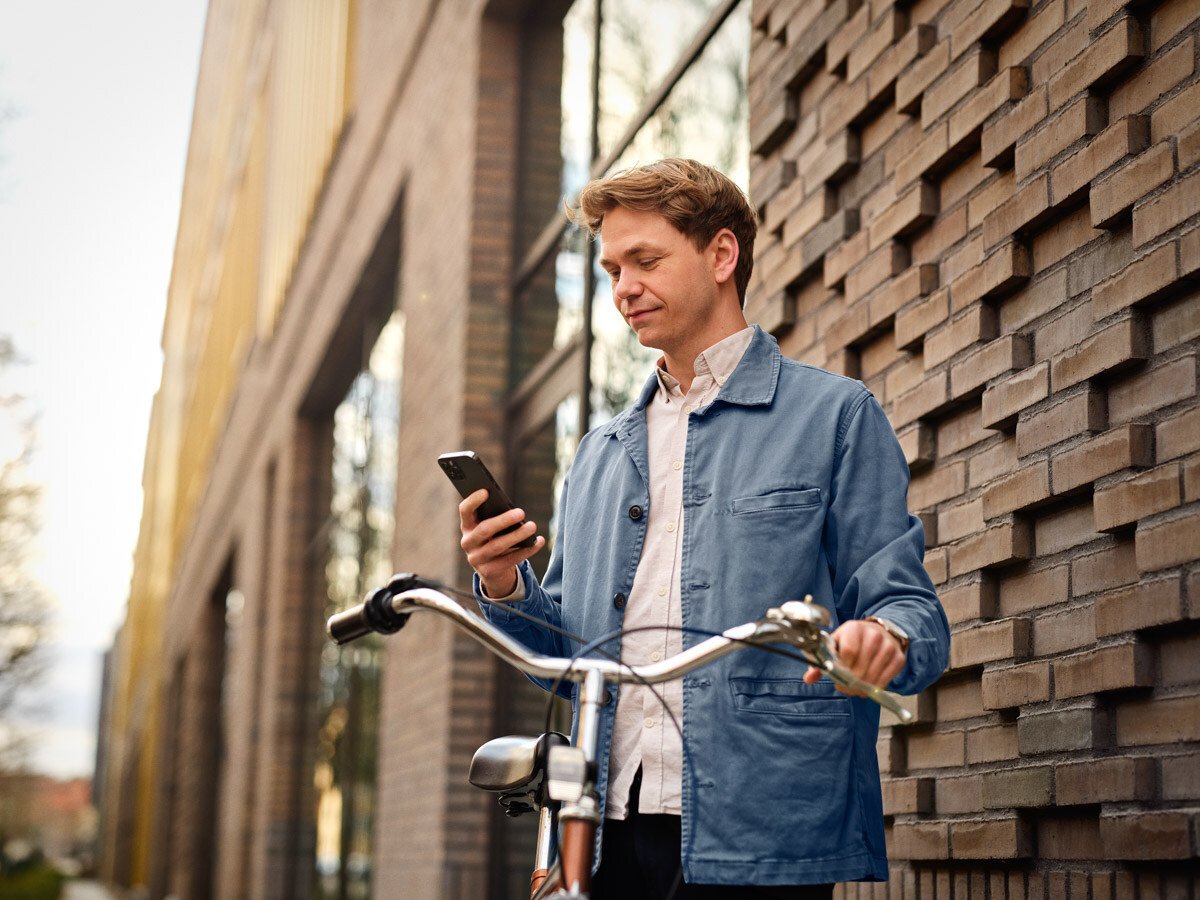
458, 489, 545, 598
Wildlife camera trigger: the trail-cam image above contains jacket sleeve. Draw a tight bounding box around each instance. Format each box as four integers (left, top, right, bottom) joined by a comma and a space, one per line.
823, 390, 950, 695
474, 472, 574, 697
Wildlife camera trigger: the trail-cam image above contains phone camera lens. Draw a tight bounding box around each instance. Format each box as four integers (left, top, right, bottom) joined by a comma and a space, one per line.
445, 463, 464, 480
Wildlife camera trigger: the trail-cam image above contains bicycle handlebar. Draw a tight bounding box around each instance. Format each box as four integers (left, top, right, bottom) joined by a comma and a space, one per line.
326, 576, 914, 723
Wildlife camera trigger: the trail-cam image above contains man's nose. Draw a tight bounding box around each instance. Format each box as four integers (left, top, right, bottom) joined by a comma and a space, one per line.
615, 270, 642, 300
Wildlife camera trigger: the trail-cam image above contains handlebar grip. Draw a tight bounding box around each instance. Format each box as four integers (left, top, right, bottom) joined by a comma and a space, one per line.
328, 604, 375, 645
327, 580, 419, 645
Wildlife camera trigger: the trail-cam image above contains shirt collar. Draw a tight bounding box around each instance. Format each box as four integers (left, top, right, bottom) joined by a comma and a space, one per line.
653, 326, 756, 400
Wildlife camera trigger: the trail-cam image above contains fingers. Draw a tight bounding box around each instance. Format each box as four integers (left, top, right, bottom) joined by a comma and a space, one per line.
826, 620, 906, 696
458, 489, 546, 586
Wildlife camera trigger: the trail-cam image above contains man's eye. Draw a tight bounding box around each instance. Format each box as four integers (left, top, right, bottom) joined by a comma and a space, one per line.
640, 258, 659, 268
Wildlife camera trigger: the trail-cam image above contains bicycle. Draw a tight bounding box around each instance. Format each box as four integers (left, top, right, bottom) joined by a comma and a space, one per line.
327, 573, 913, 899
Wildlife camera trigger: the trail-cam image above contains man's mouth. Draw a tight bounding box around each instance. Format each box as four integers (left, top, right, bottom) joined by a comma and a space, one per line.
626, 308, 655, 325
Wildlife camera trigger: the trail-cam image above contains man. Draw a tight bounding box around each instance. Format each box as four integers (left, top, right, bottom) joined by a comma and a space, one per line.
459, 159, 949, 896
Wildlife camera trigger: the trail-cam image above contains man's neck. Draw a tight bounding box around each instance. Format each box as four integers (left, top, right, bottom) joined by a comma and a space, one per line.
661, 318, 749, 395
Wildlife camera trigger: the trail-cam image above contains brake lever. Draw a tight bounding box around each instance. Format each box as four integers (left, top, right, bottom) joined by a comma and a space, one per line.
766, 599, 914, 725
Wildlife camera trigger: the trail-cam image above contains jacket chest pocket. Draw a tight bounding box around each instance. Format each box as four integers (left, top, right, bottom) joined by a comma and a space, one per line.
730, 487, 822, 515
729, 677, 849, 717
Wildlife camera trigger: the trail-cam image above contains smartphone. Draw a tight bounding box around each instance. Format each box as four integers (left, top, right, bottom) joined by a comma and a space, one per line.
438, 451, 536, 549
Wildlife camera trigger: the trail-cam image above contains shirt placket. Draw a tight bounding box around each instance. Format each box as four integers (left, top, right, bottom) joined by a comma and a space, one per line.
638, 365, 713, 813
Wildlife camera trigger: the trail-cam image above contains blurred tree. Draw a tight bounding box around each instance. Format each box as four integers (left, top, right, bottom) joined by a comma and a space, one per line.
0, 336, 50, 770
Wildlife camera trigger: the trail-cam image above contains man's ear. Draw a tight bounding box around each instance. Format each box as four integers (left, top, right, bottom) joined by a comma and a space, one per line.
710, 228, 739, 285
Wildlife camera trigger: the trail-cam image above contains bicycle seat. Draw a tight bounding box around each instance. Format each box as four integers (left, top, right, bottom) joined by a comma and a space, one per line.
469, 732, 567, 792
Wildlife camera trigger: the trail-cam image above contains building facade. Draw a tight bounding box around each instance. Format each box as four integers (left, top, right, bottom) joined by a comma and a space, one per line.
97, 0, 1199, 897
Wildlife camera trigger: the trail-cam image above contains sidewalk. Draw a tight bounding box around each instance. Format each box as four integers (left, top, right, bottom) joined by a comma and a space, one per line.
63, 881, 121, 900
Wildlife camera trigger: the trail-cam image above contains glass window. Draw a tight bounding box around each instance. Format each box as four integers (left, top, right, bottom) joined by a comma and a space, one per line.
314, 309, 404, 900
598, 0, 728, 159
590, 3, 749, 425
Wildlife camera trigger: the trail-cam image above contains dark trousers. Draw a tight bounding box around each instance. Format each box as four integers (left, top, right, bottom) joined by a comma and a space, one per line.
591, 769, 835, 900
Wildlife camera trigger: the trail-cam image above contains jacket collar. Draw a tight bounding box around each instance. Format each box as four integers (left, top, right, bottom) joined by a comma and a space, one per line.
602, 325, 780, 436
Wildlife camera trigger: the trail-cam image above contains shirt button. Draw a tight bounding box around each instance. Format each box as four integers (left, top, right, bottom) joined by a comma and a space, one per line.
657, 585, 667, 597
644, 718, 656, 729
651, 651, 662, 662
628, 505, 643, 521
685, 405, 695, 413
613, 592, 626, 610
672, 460, 682, 471
665, 522, 676, 533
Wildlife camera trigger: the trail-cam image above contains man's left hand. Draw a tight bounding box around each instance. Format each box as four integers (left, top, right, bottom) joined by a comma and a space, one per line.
802, 619, 906, 696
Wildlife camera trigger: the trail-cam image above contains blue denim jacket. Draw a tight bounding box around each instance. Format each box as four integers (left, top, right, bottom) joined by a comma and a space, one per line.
479, 326, 950, 885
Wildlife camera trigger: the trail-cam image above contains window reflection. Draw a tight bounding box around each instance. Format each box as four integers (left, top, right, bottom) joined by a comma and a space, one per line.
598, 0, 726, 158
314, 309, 404, 900
591, 3, 749, 424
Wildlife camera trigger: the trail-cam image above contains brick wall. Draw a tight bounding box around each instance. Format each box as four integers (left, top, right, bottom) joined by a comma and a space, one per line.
749, 0, 1199, 891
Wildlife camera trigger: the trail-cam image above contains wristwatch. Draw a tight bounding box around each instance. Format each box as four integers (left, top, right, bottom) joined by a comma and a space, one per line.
865, 616, 910, 654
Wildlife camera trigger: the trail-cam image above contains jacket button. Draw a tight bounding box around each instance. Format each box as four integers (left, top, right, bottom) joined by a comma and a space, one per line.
613, 592, 626, 610
628, 505, 643, 521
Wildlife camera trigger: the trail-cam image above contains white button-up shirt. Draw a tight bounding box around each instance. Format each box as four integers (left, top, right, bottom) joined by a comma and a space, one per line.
604, 326, 755, 819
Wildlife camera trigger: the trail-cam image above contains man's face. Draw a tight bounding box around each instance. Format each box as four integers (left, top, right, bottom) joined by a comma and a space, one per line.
597, 206, 723, 357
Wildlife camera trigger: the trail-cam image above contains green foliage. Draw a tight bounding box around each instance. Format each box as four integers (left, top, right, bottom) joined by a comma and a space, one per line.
0, 862, 65, 900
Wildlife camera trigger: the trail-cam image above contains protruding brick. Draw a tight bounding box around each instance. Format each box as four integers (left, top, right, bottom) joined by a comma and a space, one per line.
869, 23, 938, 104
891, 822, 951, 859
1071, 540, 1138, 597
895, 123, 950, 188
967, 723, 1019, 763
1092, 241, 1180, 319
949, 521, 1034, 577
869, 181, 939, 250
1049, 316, 1151, 391
897, 39, 950, 114
949, 66, 1028, 149
909, 460, 967, 509
952, 817, 1034, 858
1015, 94, 1105, 183
882, 777, 934, 815
982, 361, 1049, 429
893, 370, 951, 426
897, 422, 936, 471
1050, 114, 1150, 203
1096, 576, 1185, 635
983, 176, 1051, 247
845, 241, 908, 305
1016, 387, 1106, 456
982, 84, 1047, 168
826, 2, 870, 74
950, 333, 1032, 399
1056, 756, 1155, 805
982, 460, 1050, 517
869, 264, 938, 328
824, 229, 870, 287
782, 186, 837, 249
981, 765, 1053, 808
951, 239, 1031, 309
1053, 642, 1153, 697
1019, 706, 1108, 754
950, 616, 1031, 668
982, 660, 1050, 708
922, 48, 998, 129
895, 287, 950, 350
1048, 17, 1146, 111
1162, 751, 1200, 800
951, 0, 1031, 61
1116, 693, 1200, 746
1136, 509, 1200, 572
907, 729, 966, 769
847, 7, 904, 83
1052, 424, 1153, 494
1090, 141, 1175, 228
1133, 168, 1200, 248
1094, 463, 1183, 531
807, 131, 862, 189
940, 578, 997, 625
1100, 813, 1194, 860
925, 304, 997, 369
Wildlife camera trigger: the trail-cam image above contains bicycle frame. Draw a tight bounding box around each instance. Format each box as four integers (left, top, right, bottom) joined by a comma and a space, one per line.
327, 578, 912, 899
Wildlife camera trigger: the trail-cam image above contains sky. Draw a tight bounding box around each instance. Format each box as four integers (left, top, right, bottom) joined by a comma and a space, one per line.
0, 1, 208, 777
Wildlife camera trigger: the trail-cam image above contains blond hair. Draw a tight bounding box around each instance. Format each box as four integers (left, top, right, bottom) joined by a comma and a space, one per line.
570, 159, 757, 304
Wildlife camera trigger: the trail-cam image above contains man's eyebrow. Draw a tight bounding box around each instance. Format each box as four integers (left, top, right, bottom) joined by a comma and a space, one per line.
598, 242, 662, 268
